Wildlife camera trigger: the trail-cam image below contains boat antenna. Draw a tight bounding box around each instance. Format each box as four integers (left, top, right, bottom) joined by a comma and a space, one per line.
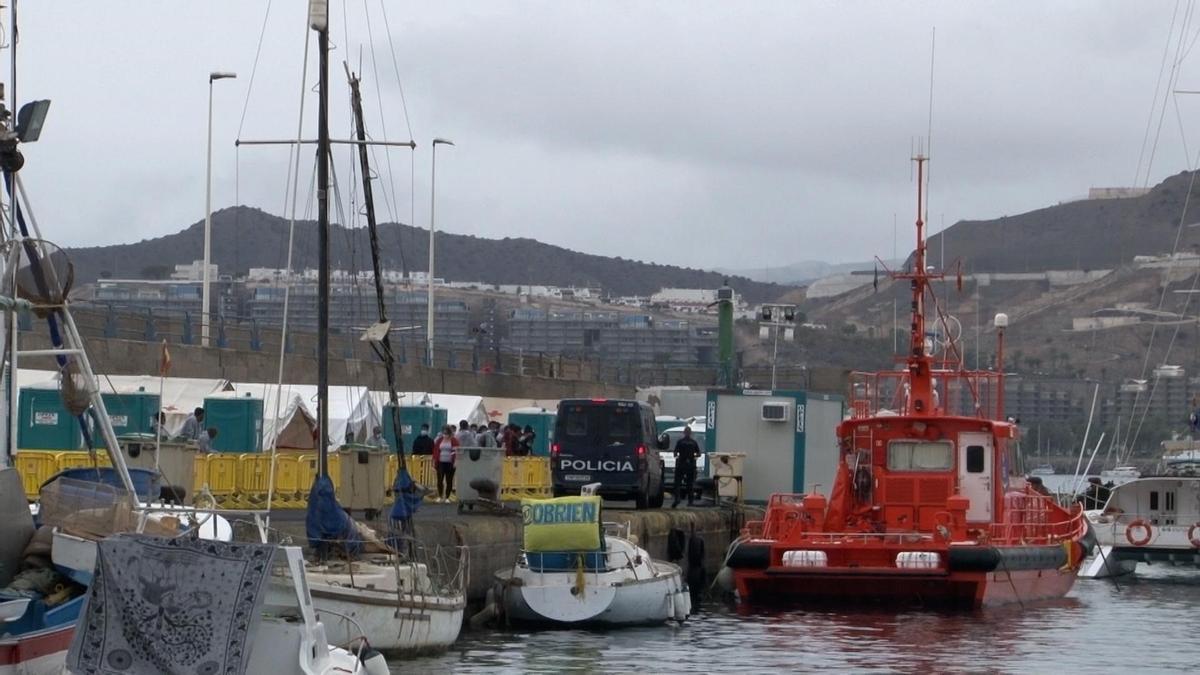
899, 152, 934, 416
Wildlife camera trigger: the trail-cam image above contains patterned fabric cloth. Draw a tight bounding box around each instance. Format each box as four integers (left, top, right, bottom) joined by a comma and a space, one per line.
67, 534, 274, 675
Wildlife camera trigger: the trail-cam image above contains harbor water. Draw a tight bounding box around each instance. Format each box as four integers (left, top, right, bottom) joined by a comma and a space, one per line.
396, 567, 1200, 673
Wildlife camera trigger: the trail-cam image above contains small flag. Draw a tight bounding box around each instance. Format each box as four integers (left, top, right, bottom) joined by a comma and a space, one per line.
159, 339, 171, 377
873, 264, 879, 292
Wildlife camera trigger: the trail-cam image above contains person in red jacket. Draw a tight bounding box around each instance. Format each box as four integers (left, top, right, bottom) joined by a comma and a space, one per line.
433, 425, 459, 503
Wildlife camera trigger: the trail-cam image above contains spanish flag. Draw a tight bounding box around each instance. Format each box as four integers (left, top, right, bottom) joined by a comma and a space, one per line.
159, 339, 171, 377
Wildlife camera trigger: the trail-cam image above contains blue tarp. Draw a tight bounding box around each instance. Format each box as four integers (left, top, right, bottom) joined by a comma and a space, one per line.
305, 474, 361, 557
389, 466, 423, 522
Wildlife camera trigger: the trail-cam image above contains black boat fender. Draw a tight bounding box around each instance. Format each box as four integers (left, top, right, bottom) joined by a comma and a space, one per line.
948, 545, 1069, 572
725, 541, 769, 570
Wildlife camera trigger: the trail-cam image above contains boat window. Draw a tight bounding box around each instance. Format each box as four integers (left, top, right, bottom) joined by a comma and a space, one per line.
887, 441, 953, 471
1166, 491, 1175, 511
966, 445, 985, 473
1149, 491, 1159, 510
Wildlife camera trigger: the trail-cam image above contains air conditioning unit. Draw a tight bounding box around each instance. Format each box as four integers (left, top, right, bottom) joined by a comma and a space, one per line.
761, 402, 789, 422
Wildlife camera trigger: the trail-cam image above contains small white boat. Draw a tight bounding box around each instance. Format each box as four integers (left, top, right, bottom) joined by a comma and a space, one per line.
494, 513, 691, 627
1079, 473, 1200, 579
1030, 463, 1056, 476
1100, 466, 1141, 480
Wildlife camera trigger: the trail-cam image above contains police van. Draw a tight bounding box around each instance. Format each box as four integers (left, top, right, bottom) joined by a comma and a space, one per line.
551, 399, 666, 509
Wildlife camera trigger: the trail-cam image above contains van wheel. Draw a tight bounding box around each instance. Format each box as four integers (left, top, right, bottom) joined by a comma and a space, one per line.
649, 475, 665, 509
552, 486, 566, 498
634, 489, 649, 510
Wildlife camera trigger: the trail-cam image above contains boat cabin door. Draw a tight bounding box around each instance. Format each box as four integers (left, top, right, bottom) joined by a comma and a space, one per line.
958, 432, 993, 522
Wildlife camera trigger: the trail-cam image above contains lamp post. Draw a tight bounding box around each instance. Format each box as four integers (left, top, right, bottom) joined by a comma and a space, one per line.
203, 71, 237, 347
427, 137, 454, 365
758, 303, 797, 390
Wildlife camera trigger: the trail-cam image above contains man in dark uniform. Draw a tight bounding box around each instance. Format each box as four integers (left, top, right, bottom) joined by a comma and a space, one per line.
411, 423, 434, 456
673, 426, 701, 508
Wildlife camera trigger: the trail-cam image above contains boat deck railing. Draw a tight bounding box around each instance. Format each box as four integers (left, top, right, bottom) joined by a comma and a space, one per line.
848, 369, 1003, 421
745, 489, 1086, 547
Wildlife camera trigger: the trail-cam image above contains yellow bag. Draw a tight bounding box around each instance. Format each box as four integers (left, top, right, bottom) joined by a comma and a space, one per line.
522, 496, 602, 552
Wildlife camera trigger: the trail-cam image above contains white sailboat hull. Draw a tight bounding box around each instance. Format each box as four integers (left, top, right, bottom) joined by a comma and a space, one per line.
310, 586, 464, 654
495, 536, 691, 627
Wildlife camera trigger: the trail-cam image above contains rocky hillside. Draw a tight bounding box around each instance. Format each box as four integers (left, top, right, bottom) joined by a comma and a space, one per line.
66, 206, 788, 302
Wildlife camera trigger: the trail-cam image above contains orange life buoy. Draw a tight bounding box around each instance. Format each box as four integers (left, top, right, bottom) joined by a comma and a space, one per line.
1125, 519, 1153, 546
1188, 523, 1200, 548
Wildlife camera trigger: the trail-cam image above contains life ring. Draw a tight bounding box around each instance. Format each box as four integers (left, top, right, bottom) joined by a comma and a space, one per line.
1125, 519, 1153, 547
1188, 523, 1200, 548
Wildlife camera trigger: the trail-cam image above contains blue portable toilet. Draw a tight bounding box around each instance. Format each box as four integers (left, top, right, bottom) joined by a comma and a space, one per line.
203, 393, 264, 452
18, 387, 83, 450
382, 403, 448, 453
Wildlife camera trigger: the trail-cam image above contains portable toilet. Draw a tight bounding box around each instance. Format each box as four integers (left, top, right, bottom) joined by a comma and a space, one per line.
382, 403, 447, 453
204, 393, 264, 453
507, 407, 556, 456
18, 387, 82, 450
97, 388, 161, 447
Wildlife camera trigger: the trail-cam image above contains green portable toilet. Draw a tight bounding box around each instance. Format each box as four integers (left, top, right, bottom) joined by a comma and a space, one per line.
382, 403, 447, 453
203, 393, 264, 453
508, 407, 556, 456
97, 388, 161, 447
18, 387, 82, 450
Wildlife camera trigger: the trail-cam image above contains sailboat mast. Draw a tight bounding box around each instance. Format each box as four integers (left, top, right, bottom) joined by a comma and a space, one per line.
312, 1, 330, 477
346, 67, 407, 472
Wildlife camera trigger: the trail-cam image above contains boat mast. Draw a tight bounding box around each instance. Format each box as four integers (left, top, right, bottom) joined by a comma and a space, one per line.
346, 66, 407, 473
902, 154, 934, 415
311, 0, 330, 477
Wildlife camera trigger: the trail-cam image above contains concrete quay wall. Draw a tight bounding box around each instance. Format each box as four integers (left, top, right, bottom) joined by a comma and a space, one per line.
277, 503, 754, 603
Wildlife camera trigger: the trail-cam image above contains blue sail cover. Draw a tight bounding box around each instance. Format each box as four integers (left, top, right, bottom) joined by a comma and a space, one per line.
305, 474, 361, 557
389, 465, 423, 522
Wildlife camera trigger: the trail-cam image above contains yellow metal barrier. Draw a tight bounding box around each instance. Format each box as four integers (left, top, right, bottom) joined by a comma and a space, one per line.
56, 450, 111, 472
235, 455, 274, 508
273, 453, 307, 507
13, 451, 62, 499
199, 454, 239, 505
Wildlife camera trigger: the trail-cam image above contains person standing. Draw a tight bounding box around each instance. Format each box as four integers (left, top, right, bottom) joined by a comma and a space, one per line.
411, 424, 434, 456
178, 407, 204, 442
454, 420, 475, 448
672, 426, 701, 508
197, 427, 218, 453
517, 425, 536, 456
476, 423, 498, 448
368, 426, 386, 449
433, 425, 459, 503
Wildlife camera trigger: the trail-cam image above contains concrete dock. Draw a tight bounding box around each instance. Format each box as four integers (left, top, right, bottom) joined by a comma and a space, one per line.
275, 501, 759, 604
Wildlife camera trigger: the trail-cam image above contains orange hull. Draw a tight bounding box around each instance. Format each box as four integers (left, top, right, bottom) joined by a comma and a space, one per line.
734, 564, 1078, 609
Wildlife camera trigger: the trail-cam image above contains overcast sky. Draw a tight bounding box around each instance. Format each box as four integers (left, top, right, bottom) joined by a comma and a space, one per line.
8, 1, 1196, 271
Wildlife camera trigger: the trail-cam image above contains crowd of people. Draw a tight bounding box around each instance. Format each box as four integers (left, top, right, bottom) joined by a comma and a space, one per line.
408, 419, 539, 501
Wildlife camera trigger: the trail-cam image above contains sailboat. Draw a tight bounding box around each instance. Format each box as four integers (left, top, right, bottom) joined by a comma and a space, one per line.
263, 1, 466, 655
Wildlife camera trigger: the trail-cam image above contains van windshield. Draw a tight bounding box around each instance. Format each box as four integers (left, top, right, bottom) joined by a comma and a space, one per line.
559, 404, 641, 448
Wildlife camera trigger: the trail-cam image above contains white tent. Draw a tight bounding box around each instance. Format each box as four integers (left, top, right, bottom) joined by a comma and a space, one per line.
229, 382, 379, 450
369, 391, 489, 428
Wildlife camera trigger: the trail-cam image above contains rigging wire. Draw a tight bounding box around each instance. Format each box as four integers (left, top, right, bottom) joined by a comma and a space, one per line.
1134, 0, 1183, 187
377, 0, 419, 274
1141, 0, 1195, 190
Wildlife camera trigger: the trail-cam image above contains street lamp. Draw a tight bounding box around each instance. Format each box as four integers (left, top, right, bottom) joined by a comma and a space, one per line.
427, 137, 454, 365
203, 71, 237, 347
